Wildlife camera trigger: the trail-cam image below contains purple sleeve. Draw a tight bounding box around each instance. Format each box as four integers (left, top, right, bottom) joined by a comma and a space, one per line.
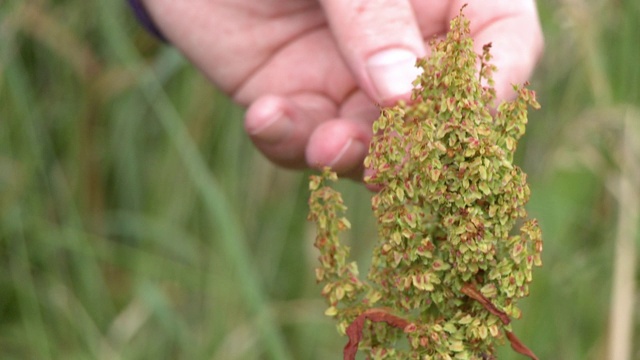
127, 0, 167, 42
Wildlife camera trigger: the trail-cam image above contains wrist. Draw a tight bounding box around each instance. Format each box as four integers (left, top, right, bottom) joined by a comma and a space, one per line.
127, 0, 167, 42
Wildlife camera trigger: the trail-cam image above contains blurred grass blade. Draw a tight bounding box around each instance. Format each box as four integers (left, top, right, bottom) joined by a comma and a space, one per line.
93, 1, 293, 358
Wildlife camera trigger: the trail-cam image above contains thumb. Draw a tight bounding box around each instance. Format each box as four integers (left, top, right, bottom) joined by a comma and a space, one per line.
319, 0, 426, 105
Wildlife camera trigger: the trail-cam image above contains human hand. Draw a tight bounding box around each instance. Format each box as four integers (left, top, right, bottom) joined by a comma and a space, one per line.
141, 0, 543, 179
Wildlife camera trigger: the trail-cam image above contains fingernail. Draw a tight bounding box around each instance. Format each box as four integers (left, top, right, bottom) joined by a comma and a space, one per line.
247, 109, 293, 144
328, 138, 366, 169
366, 49, 421, 104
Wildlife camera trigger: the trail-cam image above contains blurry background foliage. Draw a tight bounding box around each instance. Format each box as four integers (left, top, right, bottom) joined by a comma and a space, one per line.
0, 0, 638, 359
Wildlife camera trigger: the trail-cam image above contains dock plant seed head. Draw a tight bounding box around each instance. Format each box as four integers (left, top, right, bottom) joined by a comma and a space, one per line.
308, 7, 542, 360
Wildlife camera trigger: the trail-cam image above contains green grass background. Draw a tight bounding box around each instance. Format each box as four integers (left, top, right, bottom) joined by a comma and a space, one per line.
1, 1, 639, 359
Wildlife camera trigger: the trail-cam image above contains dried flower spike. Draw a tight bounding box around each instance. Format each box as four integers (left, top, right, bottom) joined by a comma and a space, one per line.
309, 7, 542, 360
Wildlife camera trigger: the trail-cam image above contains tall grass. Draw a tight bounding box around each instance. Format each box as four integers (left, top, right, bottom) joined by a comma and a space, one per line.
1, 0, 638, 359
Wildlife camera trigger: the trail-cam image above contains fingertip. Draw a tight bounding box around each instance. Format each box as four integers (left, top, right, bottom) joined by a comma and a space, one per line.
319, 0, 425, 105
245, 95, 294, 144
363, 167, 383, 192
365, 48, 423, 105
306, 120, 370, 178
244, 93, 339, 169
467, 3, 544, 102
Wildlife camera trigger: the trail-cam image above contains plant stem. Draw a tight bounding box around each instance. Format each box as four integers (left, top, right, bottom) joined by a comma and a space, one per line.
606, 109, 639, 360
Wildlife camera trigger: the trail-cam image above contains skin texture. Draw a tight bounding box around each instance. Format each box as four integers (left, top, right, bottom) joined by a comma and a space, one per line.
141, 0, 543, 179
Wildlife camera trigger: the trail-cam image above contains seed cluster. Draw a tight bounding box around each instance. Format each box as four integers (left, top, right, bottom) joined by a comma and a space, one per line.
308, 9, 542, 360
